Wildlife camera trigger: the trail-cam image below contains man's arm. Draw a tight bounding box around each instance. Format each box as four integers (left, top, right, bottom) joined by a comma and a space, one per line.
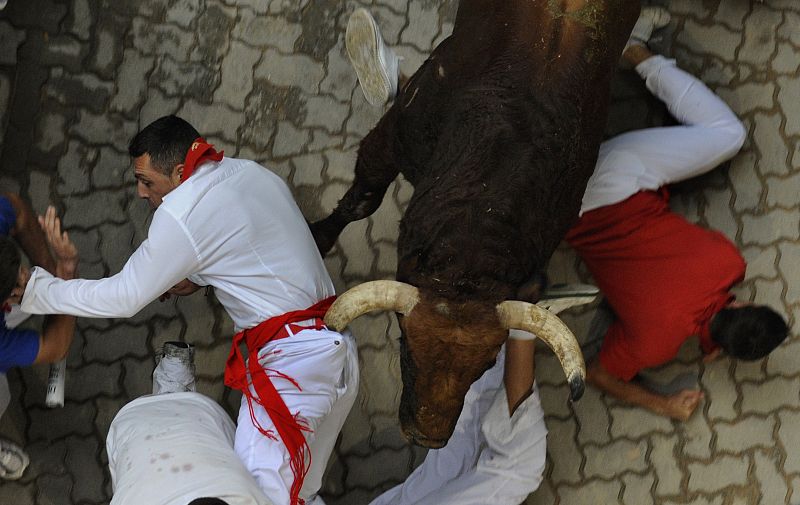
32, 206, 78, 364
3, 192, 56, 273
22, 209, 200, 319
587, 359, 703, 421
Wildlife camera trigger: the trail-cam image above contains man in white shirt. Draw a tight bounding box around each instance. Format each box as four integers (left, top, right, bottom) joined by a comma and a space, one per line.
21, 115, 359, 505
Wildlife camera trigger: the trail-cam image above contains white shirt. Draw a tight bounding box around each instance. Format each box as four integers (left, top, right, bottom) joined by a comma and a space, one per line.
107, 392, 273, 505
21, 158, 334, 330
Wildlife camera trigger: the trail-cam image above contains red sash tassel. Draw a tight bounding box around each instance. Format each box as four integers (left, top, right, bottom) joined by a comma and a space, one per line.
224, 296, 336, 505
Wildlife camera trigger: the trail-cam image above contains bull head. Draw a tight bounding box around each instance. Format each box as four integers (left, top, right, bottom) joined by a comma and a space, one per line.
324, 280, 585, 448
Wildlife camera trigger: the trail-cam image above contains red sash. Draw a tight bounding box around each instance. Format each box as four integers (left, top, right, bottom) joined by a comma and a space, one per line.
224, 296, 336, 505
181, 137, 223, 182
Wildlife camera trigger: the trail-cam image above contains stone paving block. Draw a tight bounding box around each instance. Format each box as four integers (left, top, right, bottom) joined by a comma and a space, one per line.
0, 20, 26, 65
273, 120, 310, 157
778, 75, 800, 137
700, 358, 737, 421
687, 454, 749, 492
255, 48, 325, 96
91, 147, 128, 189
214, 40, 261, 110
303, 95, 350, 133
557, 480, 622, 505
71, 110, 138, 152
62, 190, 126, 228
754, 112, 790, 176
131, 18, 193, 61
525, 477, 556, 505
35, 110, 68, 155
321, 41, 359, 103
122, 357, 155, 398
139, 87, 182, 126
766, 337, 800, 376
741, 246, 777, 281
545, 418, 581, 485
623, 472, 655, 505
357, 346, 401, 416
375, 242, 398, 275
778, 410, 800, 474
83, 324, 149, 362
753, 449, 789, 504
539, 383, 571, 419
28, 402, 96, 440
345, 447, 413, 489
66, 436, 106, 503
753, 278, 785, 315
741, 377, 800, 413
741, 209, 799, 245
739, 8, 781, 66
234, 13, 303, 52
572, 384, 611, 444
40, 34, 86, 72
191, 4, 236, 63
681, 409, 713, 459
369, 197, 401, 243
26, 438, 68, 476
719, 82, 775, 118
110, 49, 155, 117
66, 361, 123, 401
773, 42, 800, 74
400, 1, 439, 50
715, 415, 775, 452
47, 69, 114, 116
610, 405, 675, 440
678, 20, 738, 61
370, 411, 411, 451
664, 497, 723, 505
152, 56, 220, 103
57, 141, 95, 195
36, 473, 75, 505
177, 100, 241, 144
584, 439, 647, 479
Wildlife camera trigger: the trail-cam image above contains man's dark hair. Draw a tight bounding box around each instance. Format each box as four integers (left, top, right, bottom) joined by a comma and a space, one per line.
0, 236, 20, 302
128, 115, 200, 175
187, 499, 230, 505
710, 305, 788, 361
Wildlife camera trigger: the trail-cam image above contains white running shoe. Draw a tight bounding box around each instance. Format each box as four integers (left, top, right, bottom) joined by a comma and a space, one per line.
0, 439, 29, 480
346, 8, 400, 107
625, 6, 671, 51
152, 341, 196, 395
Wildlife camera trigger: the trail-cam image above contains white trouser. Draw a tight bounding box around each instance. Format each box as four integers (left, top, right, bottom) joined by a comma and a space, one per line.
234, 328, 359, 505
370, 345, 547, 505
580, 55, 746, 214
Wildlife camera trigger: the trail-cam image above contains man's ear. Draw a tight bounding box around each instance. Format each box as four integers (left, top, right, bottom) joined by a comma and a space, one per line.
172, 163, 185, 183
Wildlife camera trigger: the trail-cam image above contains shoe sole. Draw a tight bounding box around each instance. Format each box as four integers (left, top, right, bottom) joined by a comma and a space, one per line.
346, 8, 391, 106
0, 450, 29, 480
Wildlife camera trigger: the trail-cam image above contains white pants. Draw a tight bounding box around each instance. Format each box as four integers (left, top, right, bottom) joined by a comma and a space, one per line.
370, 346, 547, 505
234, 328, 359, 505
581, 55, 746, 214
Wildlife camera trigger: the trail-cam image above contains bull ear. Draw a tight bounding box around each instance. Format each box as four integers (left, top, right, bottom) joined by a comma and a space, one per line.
325, 281, 420, 331
496, 300, 586, 401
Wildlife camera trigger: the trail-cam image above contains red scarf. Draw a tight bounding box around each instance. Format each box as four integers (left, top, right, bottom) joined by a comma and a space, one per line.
224, 296, 336, 505
181, 137, 223, 182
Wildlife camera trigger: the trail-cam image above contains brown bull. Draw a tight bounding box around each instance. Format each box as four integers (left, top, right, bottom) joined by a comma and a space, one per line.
313, 0, 640, 448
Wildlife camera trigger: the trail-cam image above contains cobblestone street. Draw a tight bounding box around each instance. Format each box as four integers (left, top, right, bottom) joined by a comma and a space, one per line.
0, 0, 799, 503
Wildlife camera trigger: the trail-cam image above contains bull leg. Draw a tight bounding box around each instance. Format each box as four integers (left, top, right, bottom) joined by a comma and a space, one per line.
310, 107, 402, 256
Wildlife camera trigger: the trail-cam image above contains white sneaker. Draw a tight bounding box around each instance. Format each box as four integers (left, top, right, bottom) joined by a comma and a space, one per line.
346, 8, 399, 106
625, 6, 671, 51
152, 342, 196, 395
537, 283, 599, 315
0, 439, 29, 480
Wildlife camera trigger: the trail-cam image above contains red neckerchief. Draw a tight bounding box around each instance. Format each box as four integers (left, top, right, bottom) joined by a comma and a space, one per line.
224, 296, 336, 505
181, 137, 223, 182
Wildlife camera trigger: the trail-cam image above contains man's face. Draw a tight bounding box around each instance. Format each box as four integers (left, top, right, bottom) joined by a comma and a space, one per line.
133, 154, 181, 209
5, 265, 30, 306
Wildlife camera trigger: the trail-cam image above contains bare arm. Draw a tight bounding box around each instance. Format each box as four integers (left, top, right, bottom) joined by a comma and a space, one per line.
32, 207, 77, 365
587, 359, 703, 421
3, 192, 56, 273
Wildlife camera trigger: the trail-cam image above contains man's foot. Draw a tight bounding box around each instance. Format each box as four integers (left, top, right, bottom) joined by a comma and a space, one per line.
152, 341, 196, 394
346, 8, 399, 106
0, 439, 29, 480
624, 6, 671, 52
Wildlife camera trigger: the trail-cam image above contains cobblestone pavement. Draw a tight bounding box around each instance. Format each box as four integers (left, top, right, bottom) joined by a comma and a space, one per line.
0, 0, 798, 503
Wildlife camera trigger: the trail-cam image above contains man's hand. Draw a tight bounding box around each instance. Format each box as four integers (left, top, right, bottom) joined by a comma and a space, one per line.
662, 389, 704, 421
159, 278, 201, 301
38, 206, 78, 280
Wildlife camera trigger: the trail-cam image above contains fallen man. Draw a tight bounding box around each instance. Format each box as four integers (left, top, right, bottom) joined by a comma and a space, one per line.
564, 22, 788, 420
107, 342, 271, 505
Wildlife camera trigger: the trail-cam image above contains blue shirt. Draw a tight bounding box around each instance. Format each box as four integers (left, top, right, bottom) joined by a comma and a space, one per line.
0, 195, 40, 373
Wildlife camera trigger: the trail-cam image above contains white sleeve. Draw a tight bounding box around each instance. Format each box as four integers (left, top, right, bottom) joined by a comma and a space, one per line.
20, 210, 201, 318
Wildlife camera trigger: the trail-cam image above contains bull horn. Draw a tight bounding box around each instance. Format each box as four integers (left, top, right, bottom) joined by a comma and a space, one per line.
496, 300, 586, 401
325, 280, 420, 331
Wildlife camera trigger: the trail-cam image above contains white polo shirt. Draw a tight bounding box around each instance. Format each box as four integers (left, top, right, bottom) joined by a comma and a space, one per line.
21, 158, 334, 330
